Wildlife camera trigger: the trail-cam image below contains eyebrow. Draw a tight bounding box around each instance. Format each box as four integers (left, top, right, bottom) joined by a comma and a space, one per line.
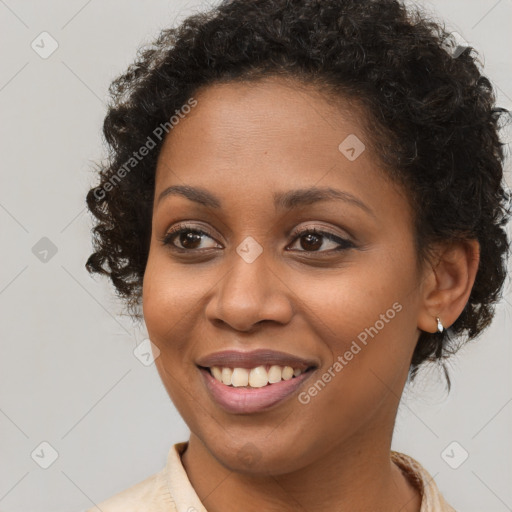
157, 184, 375, 217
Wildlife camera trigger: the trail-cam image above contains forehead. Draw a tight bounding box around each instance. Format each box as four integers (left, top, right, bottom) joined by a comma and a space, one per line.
153, 76, 409, 227
157, 77, 373, 181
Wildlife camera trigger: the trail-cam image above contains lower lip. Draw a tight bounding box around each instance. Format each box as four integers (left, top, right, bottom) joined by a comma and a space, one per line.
199, 366, 315, 414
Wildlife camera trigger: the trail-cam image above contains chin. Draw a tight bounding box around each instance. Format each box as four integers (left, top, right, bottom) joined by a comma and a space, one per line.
205, 435, 309, 476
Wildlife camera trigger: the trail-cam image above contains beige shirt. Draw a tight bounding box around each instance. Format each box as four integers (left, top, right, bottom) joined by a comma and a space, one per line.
86, 442, 456, 512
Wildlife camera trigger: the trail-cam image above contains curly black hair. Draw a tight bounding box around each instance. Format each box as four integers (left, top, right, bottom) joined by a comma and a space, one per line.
85, 0, 511, 386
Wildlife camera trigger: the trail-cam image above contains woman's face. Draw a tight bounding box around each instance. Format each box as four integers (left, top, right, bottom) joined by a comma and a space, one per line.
143, 77, 427, 474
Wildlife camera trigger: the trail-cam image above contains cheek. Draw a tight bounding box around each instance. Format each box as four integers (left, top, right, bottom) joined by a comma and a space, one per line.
142, 256, 192, 374
292, 246, 419, 402
293, 248, 415, 342
142, 251, 205, 334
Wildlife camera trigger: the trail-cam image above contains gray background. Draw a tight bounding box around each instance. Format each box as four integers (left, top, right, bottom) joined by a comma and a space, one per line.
0, 1, 511, 511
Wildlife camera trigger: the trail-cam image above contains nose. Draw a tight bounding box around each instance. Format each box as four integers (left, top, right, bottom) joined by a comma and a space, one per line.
205, 247, 294, 332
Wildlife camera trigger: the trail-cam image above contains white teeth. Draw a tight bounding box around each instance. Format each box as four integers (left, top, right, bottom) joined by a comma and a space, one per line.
268, 364, 283, 383
231, 368, 249, 387
282, 366, 294, 380
209, 365, 305, 387
221, 367, 233, 385
211, 366, 222, 381
249, 366, 268, 387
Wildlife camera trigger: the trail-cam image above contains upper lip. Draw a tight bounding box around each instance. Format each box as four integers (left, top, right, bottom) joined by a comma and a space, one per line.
196, 349, 319, 371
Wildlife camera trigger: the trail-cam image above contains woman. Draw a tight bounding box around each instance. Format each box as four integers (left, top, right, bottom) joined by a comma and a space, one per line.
84, 0, 511, 510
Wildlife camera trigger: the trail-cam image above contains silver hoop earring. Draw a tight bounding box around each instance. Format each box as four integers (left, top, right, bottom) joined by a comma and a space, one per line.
436, 317, 444, 333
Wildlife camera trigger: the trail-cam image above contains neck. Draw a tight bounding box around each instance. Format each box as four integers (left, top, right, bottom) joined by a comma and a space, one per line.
181, 425, 421, 512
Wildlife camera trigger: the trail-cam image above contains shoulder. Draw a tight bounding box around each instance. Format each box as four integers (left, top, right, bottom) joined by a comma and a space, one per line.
391, 451, 457, 512
85, 467, 177, 512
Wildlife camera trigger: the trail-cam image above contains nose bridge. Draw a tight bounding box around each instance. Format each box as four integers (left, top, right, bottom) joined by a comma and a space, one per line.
205, 236, 294, 331
229, 235, 269, 298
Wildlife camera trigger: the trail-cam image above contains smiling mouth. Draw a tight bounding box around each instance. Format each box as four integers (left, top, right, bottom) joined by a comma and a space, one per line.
198, 364, 317, 414
198, 364, 316, 389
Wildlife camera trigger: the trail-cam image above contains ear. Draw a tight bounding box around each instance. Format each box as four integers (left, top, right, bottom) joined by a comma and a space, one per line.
417, 239, 480, 333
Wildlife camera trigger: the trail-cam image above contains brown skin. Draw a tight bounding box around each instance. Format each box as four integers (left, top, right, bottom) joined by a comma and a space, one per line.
142, 77, 479, 512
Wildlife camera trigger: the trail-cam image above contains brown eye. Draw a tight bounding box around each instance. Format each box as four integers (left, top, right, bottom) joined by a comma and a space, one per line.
160, 227, 220, 251
288, 228, 354, 253
159, 225, 354, 254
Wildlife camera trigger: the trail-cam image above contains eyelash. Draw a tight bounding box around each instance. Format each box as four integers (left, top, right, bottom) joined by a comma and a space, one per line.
159, 224, 354, 254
